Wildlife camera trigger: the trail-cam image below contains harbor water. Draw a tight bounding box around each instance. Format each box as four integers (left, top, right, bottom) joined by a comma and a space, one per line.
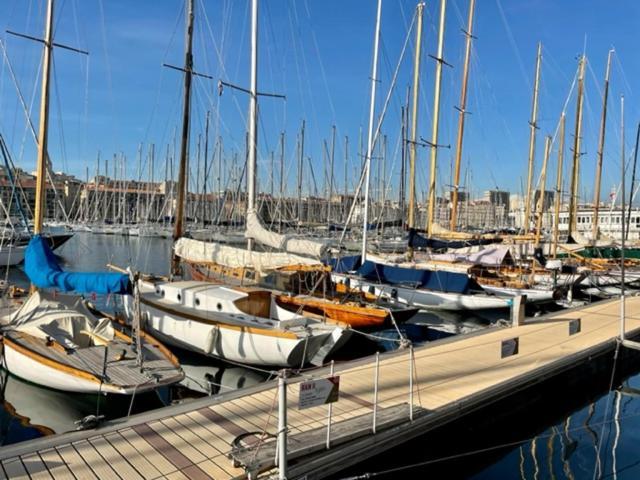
2, 233, 639, 479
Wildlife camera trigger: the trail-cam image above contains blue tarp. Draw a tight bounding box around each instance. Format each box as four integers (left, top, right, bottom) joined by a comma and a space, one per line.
356, 260, 480, 294
25, 235, 130, 294
407, 229, 501, 251
328, 254, 482, 294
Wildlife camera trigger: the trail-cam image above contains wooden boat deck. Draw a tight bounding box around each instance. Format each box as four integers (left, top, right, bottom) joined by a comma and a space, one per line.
1, 296, 639, 479
4, 331, 182, 388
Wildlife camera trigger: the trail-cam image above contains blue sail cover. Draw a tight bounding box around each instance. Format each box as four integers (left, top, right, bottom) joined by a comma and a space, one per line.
327, 255, 362, 273
356, 260, 482, 294
407, 229, 501, 251
25, 235, 130, 294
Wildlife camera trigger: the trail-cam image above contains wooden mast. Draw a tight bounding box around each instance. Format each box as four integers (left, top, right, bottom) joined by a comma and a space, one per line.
567, 56, 586, 240
426, 0, 447, 237
406, 2, 424, 235
523, 42, 542, 233
33, 0, 55, 236
246, 0, 259, 252
360, 0, 383, 262
552, 113, 565, 258
171, 0, 195, 275
449, 0, 476, 232
535, 136, 551, 246
591, 49, 614, 241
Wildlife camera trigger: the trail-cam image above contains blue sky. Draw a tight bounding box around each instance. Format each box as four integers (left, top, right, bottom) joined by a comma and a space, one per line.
1, 0, 639, 204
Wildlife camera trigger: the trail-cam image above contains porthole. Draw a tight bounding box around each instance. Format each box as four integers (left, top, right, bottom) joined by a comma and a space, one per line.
195, 298, 201, 307
177, 293, 182, 301
216, 303, 222, 311
161, 289, 165, 297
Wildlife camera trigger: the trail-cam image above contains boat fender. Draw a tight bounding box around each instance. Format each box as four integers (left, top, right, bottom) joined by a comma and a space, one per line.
206, 326, 220, 354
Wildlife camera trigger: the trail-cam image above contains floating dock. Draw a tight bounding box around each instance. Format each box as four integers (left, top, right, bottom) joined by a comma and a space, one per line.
1, 296, 639, 479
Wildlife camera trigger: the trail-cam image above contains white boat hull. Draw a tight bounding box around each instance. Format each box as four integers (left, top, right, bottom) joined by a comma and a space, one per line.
3, 342, 132, 394
332, 274, 511, 311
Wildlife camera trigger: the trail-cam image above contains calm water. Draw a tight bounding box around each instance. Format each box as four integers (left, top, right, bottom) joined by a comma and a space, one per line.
3, 232, 640, 479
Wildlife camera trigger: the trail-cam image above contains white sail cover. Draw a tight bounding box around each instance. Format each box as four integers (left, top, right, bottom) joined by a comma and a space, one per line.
174, 237, 322, 273
244, 211, 329, 258
429, 246, 514, 267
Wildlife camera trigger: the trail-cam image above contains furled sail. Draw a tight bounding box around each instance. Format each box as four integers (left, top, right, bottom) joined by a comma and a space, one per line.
174, 237, 322, 273
244, 211, 329, 258
25, 235, 130, 294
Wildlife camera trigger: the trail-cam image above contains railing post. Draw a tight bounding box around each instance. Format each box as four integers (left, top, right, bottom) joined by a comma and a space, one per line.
409, 345, 414, 421
277, 369, 288, 480
326, 360, 334, 449
373, 352, 380, 434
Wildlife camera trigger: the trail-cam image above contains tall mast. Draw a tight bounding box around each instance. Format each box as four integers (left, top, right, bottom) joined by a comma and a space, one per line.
360, 0, 382, 262
399, 87, 409, 224
327, 125, 336, 225
449, 0, 476, 232
279, 132, 285, 232
426, 0, 447, 236
33, 0, 55, 235
406, 3, 424, 234
592, 49, 614, 241
202, 111, 210, 227
552, 113, 565, 258
535, 136, 551, 246
171, 0, 195, 275
523, 42, 542, 233
567, 56, 586, 240
620, 94, 626, 340
246, 0, 259, 252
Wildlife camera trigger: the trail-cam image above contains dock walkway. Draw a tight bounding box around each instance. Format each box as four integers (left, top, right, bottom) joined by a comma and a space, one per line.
1, 296, 639, 479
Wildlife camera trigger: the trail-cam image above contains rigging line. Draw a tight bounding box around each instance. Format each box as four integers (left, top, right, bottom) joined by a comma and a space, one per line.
97, 0, 118, 146
494, 0, 531, 92
197, 0, 247, 127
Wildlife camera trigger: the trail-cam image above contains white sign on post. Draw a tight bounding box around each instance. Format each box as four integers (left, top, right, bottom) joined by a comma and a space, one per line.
298, 376, 340, 410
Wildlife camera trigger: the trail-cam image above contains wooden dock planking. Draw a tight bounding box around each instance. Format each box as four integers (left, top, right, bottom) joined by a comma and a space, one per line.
72, 439, 121, 480
19, 453, 51, 480
102, 432, 163, 479
37, 449, 73, 480
3, 297, 640, 480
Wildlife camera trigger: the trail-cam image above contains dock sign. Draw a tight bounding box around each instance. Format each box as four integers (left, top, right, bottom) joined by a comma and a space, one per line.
298, 376, 340, 410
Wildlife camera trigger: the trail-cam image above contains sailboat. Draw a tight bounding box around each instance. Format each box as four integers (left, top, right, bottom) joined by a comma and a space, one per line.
0, 0, 183, 394
126, 0, 351, 368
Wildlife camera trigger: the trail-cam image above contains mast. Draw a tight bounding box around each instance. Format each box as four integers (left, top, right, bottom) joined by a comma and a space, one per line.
399, 87, 409, 224
592, 49, 614, 241
171, 0, 195, 275
535, 136, 551, 246
279, 132, 285, 232
360, 0, 382, 262
552, 113, 565, 258
297, 121, 305, 227
202, 110, 210, 227
627, 122, 640, 240
327, 125, 336, 225
246, 0, 259, 252
406, 2, 424, 234
523, 42, 542, 233
449, 0, 476, 232
620, 95, 626, 340
567, 56, 586, 240
33, 0, 55, 235
426, 0, 447, 236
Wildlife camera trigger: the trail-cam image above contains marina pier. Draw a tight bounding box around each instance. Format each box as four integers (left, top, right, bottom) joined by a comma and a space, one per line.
0, 295, 637, 479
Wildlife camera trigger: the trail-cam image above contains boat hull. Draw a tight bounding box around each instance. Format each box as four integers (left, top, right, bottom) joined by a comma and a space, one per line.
332, 273, 511, 311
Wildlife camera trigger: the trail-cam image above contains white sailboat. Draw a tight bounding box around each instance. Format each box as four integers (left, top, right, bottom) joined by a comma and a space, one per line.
127, 0, 351, 368
0, 0, 183, 394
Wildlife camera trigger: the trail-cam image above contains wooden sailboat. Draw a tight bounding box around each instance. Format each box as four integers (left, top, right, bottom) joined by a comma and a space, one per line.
130, 0, 352, 367
0, 0, 183, 394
